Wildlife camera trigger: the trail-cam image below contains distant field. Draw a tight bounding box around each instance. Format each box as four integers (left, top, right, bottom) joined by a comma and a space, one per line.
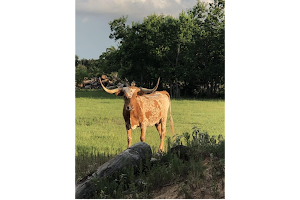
75, 89, 225, 156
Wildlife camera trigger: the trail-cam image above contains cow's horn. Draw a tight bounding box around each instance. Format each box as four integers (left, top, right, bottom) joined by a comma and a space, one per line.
100, 79, 121, 94
140, 77, 160, 93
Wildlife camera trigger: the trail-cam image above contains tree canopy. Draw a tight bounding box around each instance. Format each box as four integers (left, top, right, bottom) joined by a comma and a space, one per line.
75, 0, 225, 98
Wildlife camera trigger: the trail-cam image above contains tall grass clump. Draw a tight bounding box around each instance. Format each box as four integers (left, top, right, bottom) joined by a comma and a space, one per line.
76, 150, 118, 182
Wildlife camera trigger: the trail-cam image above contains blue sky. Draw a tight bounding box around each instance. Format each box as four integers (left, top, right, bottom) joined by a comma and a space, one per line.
75, 0, 212, 60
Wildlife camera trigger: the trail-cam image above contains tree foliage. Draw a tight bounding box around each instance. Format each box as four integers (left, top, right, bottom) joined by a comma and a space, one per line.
75, 55, 79, 67
75, 0, 225, 98
75, 64, 88, 87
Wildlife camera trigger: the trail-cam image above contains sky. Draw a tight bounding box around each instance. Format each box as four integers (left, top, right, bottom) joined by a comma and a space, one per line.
75, 0, 213, 60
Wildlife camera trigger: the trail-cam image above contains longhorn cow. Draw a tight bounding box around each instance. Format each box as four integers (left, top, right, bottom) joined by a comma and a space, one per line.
100, 78, 174, 151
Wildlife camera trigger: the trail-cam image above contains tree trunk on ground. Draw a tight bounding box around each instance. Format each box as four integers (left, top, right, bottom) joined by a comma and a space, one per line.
75, 142, 152, 199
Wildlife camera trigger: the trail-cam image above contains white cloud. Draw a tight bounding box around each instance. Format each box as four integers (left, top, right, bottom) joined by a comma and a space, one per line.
76, 0, 213, 20
224, 7, 300, 15
82, 17, 89, 22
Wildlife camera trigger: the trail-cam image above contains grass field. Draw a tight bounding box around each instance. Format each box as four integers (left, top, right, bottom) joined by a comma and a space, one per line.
75, 89, 225, 156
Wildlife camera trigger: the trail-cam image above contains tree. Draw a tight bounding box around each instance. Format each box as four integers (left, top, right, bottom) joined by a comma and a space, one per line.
75, 55, 105, 79
155, 13, 197, 97
189, 0, 224, 97
99, 46, 121, 76
103, 0, 225, 98
85, 58, 103, 78
75, 54, 79, 67
109, 16, 130, 42
75, 64, 88, 87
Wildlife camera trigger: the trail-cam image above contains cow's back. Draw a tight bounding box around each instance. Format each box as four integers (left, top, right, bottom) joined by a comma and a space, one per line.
136, 91, 170, 127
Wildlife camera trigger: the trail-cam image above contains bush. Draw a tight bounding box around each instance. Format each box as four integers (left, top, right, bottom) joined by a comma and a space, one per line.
75, 64, 88, 87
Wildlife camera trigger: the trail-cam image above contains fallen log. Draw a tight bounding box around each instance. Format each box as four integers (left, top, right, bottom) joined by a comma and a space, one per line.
75, 142, 152, 199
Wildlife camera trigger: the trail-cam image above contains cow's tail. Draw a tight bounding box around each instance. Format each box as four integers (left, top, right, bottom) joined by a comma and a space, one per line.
169, 97, 175, 139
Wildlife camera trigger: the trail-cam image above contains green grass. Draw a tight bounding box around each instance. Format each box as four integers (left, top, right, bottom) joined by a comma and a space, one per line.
225, 100, 232, 140
76, 89, 224, 155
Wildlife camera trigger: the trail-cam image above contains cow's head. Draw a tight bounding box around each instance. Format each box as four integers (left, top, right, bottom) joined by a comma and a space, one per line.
100, 78, 160, 111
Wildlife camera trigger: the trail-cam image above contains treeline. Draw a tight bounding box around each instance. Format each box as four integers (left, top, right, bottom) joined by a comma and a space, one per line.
76, 0, 224, 98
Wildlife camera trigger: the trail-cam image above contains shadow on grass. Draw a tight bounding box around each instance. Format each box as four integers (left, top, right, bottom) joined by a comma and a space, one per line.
76, 152, 113, 184
76, 148, 123, 184
75, 89, 123, 99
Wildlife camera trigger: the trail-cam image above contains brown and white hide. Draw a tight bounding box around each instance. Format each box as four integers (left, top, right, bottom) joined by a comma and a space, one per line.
100, 78, 174, 151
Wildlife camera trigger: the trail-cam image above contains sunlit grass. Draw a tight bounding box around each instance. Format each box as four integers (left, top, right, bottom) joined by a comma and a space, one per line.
225, 100, 232, 140
75, 89, 224, 156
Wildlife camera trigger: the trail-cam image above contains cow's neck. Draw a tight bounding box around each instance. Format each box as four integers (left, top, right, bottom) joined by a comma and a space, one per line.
127, 97, 140, 129
130, 96, 140, 119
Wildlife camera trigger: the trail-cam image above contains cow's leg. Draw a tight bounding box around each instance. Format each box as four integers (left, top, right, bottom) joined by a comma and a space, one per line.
127, 129, 132, 148
156, 123, 163, 152
140, 125, 147, 142
155, 123, 162, 136
155, 123, 162, 146
158, 121, 167, 151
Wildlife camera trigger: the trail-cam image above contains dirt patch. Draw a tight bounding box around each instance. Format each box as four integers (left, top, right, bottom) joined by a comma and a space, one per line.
152, 184, 180, 199
151, 158, 225, 199
153, 180, 225, 199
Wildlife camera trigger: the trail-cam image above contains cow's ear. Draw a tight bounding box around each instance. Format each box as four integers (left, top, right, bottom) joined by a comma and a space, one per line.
137, 90, 145, 96
115, 91, 124, 96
